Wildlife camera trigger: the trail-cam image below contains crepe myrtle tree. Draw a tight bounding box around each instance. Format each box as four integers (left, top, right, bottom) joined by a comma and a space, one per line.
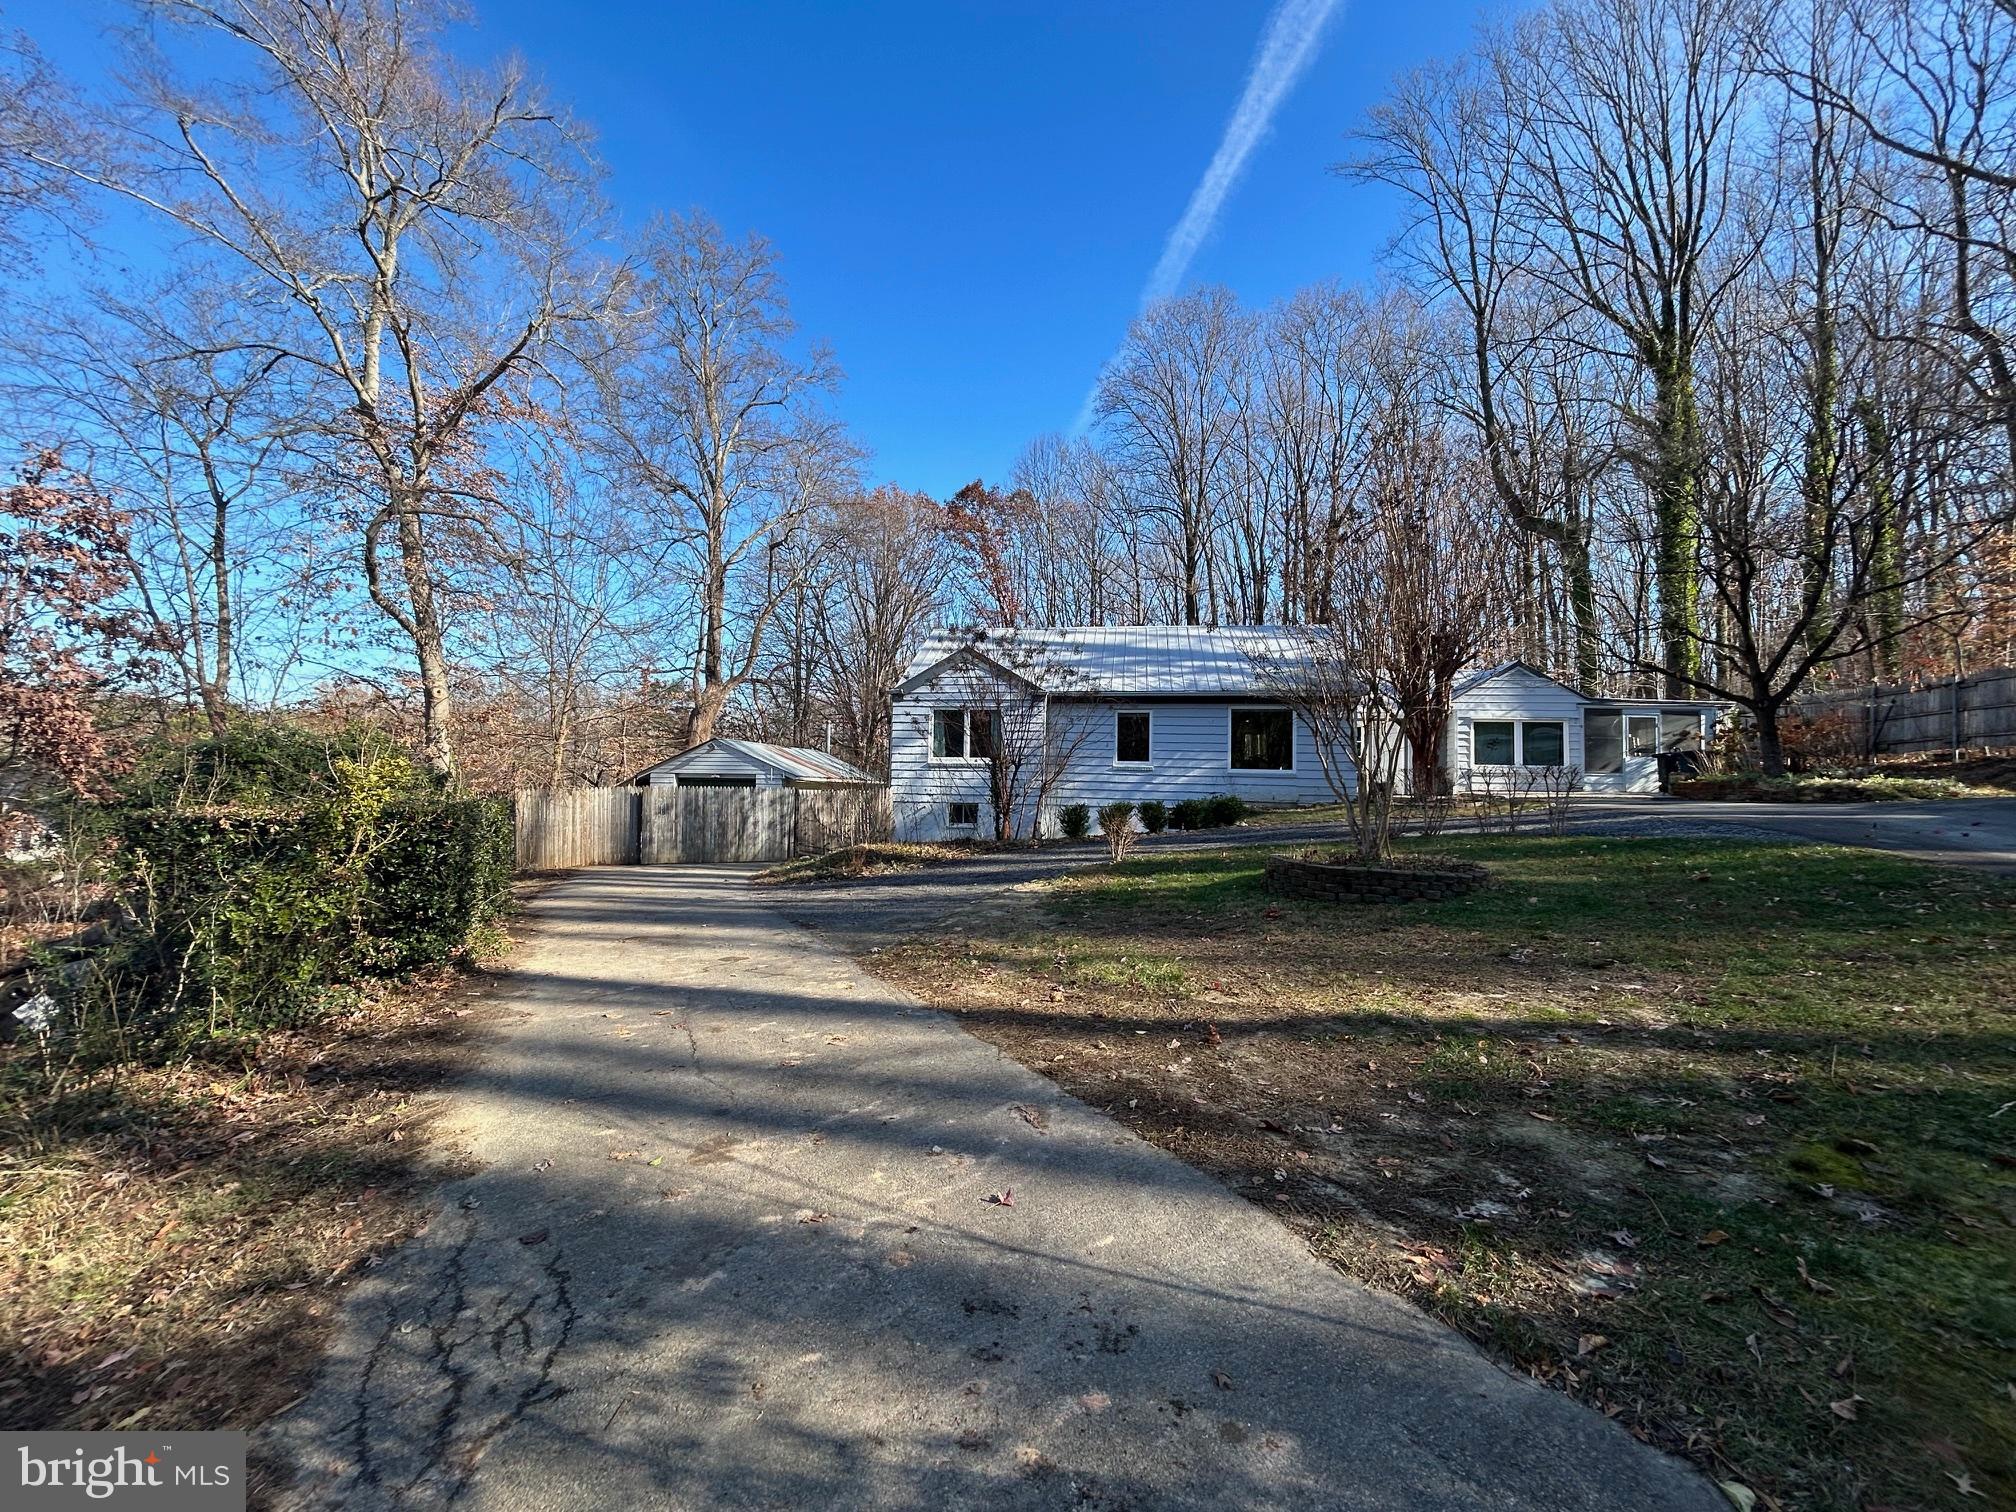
900, 630, 1100, 842
1252, 628, 1407, 862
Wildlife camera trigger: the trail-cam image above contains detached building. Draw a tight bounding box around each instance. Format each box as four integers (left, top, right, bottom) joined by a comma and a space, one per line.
631, 737, 879, 791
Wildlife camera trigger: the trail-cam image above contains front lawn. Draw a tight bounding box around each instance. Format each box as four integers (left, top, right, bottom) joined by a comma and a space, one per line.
873, 835, 2016, 1511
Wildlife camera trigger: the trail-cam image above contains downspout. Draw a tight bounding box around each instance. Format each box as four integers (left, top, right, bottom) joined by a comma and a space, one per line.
1039, 690, 1052, 841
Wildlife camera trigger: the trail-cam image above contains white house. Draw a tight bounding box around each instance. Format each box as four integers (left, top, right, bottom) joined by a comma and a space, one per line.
889, 628, 1722, 840
1448, 661, 1722, 798
631, 737, 879, 790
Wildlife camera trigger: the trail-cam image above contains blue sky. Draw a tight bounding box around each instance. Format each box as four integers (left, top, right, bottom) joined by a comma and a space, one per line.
20, 0, 1510, 498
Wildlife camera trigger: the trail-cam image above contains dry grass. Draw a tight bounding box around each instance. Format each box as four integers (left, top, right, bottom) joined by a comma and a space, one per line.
0, 923, 525, 1483
753, 840, 1016, 885
874, 835, 2016, 1512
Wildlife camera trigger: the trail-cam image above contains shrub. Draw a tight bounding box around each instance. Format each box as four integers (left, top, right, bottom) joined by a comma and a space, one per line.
1202, 793, 1249, 828
1168, 798, 1204, 831
1097, 802, 1138, 863
1058, 803, 1092, 840
112, 793, 512, 1044
49, 728, 515, 1052
1137, 799, 1168, 834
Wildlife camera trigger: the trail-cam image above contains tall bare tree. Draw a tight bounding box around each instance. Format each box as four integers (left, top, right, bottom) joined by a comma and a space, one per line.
799, 485, 948, 772
44, 0, 610, 777
1500, 0, 1764, 694
593, 212, 847, 747
1095, 287, 1250, 624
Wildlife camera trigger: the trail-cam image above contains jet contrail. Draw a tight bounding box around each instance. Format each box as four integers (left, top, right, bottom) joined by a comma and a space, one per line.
1073, 0, 1343, 433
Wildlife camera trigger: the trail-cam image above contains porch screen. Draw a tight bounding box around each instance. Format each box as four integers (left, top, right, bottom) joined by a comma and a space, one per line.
1583, 711, 1623, 774
1661, 711, 1702, 750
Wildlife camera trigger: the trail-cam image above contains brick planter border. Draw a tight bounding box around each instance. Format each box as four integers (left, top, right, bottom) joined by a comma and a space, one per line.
1264, 853, 1488, 905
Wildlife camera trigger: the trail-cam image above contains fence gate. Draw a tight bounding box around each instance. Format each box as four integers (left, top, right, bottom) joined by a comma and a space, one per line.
514, 786, 641, 869
516, 784, 892, 869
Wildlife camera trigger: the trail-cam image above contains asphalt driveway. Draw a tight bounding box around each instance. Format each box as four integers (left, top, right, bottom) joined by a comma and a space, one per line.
1581, 795, 2016, 873
270, 865, 1720, 1512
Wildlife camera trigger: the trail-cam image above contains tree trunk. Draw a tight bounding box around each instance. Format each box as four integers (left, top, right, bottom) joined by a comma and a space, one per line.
685, 681, 729, 748
1856, 397, 1904, 679
1651, 335, 1703, 696
1753, 700, 1788, 777
393, 496, 457, 780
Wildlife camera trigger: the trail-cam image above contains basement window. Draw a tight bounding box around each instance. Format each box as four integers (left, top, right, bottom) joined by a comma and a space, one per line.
947, 802, 979, 829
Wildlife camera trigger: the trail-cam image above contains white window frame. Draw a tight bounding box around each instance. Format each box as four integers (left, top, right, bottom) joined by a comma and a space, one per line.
1626, 713, 1662, 759
929, 707, 992, 764
1226, 705, 1295, 773
1518, 720, 1567, 768
1471, 718, 1572, 769
1114, 708, 1153, 767
1471, 719, 1517, 768
946, 801, 980, 829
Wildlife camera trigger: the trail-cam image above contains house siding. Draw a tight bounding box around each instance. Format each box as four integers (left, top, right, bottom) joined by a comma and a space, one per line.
641, 747, 787, 787
892, 658, 1353, 840
1449, 668, 1588, 795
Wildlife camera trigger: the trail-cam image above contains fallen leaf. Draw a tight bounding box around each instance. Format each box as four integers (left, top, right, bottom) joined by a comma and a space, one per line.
988, 1189, 1014, 1208
1211, 1370, 1235, 1390
1829, 1396, 1860, 1420
1577, 1334, 1610, 1357
1698, 1229, 1730, 1247
1717, 1481, 1757, 1512
1796, 1257, 1835, 1295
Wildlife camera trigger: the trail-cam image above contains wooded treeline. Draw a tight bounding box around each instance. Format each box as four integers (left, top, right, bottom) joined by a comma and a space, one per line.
3, 0, 2014, 810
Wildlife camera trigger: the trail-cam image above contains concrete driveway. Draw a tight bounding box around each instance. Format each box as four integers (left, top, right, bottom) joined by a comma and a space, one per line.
271, 866, 1720, 1512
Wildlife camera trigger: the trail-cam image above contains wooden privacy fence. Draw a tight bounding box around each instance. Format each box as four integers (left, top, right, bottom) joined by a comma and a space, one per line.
514, 786, 641, 869
513, 785, 891, 870
1792, 666, 2016, 758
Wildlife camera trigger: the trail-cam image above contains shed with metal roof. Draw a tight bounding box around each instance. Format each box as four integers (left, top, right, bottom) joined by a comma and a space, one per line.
631, 738, 880, 790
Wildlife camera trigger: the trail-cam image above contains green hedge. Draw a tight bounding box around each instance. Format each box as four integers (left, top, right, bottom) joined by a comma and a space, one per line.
84, 726, 512, 1046
113, 794, 511, 1041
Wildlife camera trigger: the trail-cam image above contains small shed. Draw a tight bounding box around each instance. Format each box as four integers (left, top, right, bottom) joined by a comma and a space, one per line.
631, 737, 879, 791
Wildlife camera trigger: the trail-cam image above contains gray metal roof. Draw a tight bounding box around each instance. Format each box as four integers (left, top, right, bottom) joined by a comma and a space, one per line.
636, 738, 879, 785
1454, 659, 1726, 706
899, 625, 1320, 697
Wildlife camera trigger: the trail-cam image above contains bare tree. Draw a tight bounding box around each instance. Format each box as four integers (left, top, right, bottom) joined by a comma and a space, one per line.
0, 27, 82, 256
1095, 287, 1250, 625
1497, 0, 1764, 694
4, 280, 309, 733
593, 212, 848, 747
800, 485, 948, 773
43, 0, 611, 777
1351, 64, 1608, 684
